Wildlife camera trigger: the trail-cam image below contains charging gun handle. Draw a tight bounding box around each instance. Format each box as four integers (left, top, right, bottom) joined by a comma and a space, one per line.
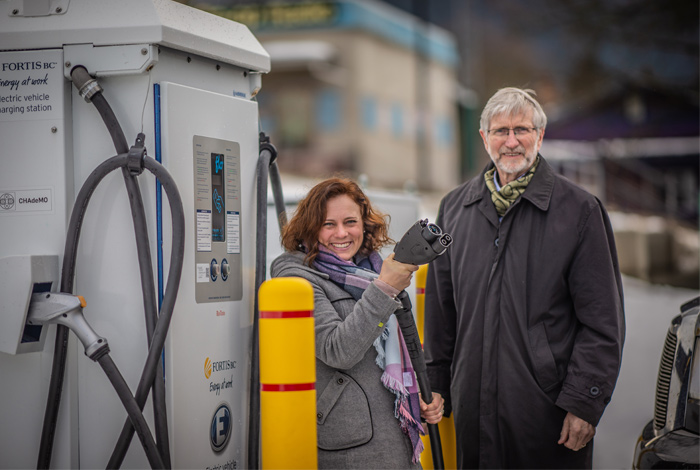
394, 290, 444, 470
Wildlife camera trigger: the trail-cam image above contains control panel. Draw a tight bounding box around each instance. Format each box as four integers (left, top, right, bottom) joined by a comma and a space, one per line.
193, 135, 242, 303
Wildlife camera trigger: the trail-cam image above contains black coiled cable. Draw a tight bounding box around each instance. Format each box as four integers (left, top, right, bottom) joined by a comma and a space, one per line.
37, 67, 183, 469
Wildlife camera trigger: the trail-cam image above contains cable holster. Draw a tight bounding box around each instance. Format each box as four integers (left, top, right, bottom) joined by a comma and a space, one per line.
259, 132, 278, 164
127, 133, 147, 176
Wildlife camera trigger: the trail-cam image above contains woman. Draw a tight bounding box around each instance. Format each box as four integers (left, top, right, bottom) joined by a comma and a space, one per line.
271, 177, 444, 469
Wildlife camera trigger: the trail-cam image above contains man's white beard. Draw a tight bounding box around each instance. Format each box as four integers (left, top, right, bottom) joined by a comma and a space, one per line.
489, 145, 537, 181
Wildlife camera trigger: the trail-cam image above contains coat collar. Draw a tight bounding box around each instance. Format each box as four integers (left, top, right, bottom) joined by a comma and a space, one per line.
461, 154, 555, 212
521, 154, 554, 212
271, 250, 330, 279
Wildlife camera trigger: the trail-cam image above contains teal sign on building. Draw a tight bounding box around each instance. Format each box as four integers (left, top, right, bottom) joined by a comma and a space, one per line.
211, 0, 459, 68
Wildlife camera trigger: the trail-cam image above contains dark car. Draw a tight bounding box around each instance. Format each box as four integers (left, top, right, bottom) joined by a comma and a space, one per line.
632, 296, 700, 469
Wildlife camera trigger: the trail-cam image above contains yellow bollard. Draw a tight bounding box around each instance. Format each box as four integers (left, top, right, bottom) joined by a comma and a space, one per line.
416, 264, 428, 345
416, 265, 458, 470
259, 277, 317, 470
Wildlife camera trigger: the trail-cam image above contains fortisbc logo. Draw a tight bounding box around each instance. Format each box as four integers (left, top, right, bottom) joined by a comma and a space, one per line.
204, 357, 213, 379
205, 357, 237, 379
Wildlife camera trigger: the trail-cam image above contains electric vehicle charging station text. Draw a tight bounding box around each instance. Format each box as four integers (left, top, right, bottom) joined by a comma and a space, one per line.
0, 1, 270, 468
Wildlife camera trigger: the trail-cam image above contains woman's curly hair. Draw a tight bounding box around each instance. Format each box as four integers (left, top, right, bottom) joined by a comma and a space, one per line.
281, 177, 392, 266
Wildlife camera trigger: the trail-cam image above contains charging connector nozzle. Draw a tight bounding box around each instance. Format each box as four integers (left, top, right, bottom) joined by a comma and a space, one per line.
27, 293, 109, 360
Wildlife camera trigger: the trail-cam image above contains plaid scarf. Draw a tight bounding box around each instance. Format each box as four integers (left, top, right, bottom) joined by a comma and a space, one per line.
484, 155, 540, 217
313, 246, 425, 462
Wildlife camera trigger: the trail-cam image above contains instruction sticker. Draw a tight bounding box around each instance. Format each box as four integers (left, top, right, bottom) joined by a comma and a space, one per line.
226, 211, 240, 254
197, 209, 212, 252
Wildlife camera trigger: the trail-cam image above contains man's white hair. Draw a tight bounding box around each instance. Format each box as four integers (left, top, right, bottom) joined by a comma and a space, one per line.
480, 87, 547, 133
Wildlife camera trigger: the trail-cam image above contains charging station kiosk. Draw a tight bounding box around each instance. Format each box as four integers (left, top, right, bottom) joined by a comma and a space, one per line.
0, 1, 269, 468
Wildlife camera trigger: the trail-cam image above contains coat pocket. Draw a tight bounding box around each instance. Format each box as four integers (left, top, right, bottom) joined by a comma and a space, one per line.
527, 322, 560, 393
316, 371, 373, 450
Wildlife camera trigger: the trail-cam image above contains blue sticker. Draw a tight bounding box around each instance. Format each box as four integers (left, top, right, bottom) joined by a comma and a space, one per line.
210, 402, 232, 453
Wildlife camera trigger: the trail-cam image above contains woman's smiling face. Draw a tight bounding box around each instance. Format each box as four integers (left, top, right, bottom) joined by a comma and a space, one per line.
318, 194, 364, 261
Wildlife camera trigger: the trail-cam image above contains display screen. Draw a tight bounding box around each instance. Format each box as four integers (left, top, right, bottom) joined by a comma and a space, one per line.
211, 153, 225, 242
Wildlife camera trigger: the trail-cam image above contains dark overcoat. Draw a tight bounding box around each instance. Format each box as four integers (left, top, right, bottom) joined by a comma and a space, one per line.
424, 156, 625, 469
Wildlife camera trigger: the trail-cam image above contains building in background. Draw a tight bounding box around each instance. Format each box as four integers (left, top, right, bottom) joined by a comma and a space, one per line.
183, 0, 698, 289
544, 82, 699, 225
197, 0, 462, 192
542, 83, 699, 289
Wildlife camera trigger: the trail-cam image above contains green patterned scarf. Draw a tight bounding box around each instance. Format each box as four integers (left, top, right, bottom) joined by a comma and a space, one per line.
484, 156, 540, 217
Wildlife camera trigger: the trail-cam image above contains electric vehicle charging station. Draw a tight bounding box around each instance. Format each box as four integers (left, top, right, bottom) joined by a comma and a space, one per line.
0, 1, 269, 468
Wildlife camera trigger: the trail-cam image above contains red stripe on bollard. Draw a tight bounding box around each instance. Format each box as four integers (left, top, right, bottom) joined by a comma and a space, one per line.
260, 310, 314, 319
261, 383, 316, 392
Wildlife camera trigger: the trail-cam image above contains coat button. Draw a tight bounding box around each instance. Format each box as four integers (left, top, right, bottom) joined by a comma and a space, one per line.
337, 378, 344, 385
590, 386, 600, 396
494, 238, 499, 246
317, 412, 323, 419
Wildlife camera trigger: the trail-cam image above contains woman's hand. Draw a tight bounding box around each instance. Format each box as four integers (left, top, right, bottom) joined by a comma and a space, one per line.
420, 392, 444, 424
377, 253, 418, 291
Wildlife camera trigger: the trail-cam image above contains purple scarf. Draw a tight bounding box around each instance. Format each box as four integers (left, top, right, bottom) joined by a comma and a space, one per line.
313, 246, 425, 462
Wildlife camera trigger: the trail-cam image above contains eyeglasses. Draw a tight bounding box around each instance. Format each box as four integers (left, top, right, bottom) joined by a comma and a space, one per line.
487, 127, 538, 138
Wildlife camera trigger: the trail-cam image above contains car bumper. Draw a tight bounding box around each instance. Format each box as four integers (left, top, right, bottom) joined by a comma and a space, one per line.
633, 420, 700, 469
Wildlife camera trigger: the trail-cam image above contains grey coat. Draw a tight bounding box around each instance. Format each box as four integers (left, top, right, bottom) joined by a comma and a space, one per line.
424, 156, 625, 469
271, 251, 422, 469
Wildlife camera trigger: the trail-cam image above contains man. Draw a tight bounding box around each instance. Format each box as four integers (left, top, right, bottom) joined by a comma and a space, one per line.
424, 87, 625, 469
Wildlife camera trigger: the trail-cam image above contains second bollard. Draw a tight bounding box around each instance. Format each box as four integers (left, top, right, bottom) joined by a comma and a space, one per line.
416, 265, 457, 470
259, 277, 317, 469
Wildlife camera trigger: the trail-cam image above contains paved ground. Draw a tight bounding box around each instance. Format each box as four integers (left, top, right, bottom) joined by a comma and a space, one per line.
593, 276, 698, 469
